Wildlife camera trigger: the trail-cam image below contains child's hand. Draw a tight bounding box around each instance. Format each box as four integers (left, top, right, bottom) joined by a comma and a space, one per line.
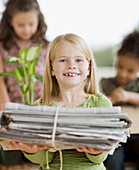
110, 87, 129, 102
10, 141, 48, 154
0, 102, 6, 111
76, 146, 103, 155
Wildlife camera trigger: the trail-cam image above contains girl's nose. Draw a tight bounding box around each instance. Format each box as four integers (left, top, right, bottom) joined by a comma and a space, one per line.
67, 61, 76, 69
23, 26, 30, 33
67, 65, 76, 69
120, 70, 127, 78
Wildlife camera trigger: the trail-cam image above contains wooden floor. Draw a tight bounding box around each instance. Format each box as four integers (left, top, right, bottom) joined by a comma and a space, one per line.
0, 163, 39, 170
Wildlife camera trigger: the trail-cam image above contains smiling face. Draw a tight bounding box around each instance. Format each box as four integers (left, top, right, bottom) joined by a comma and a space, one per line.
116, 54, 139, 86
11, 10, 39, 41
51, 42, 90, 89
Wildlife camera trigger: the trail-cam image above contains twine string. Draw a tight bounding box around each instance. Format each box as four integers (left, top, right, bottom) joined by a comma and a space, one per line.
46, 106, 63, 170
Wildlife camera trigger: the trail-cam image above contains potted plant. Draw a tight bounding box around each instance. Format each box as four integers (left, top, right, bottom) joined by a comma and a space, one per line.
0, 45, 43, 104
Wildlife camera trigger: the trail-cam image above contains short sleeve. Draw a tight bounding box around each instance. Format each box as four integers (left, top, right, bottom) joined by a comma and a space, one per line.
23, 150, 54, 165
85, 152, 108, 163
95, 93, 112, 107
89, 93, 112, 107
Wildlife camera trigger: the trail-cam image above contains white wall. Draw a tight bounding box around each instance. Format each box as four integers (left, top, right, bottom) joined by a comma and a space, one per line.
37, 0, 139, 48
0, 0, 139, 48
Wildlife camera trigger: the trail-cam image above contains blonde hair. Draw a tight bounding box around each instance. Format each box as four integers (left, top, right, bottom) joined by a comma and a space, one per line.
42, 33, 99, 105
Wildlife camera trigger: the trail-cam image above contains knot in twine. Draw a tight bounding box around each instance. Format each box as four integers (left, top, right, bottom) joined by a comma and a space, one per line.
46, 106, 63, 170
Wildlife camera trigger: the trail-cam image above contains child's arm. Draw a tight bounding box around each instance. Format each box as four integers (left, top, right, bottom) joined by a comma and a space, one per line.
110, 87, 139, 105
0, 54, 10, 109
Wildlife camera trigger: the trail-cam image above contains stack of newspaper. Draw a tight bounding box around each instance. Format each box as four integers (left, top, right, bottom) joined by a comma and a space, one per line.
0, 102, 132, 152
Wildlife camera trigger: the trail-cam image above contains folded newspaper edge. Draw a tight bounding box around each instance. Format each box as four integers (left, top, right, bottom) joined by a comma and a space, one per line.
0, 102, 132, 153
5, 102, 121, 113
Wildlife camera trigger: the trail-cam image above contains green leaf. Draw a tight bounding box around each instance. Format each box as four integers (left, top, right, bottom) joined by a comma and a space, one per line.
0, 72, 15, 77
20, 84, 29, 94
35, 74, 43, 83
19, 48, 26, 60
13, 66, 24, 82
26, 45, 42, 61
28, 58, 39, 75
31, 75, 36, 82
6, 56, 21, 65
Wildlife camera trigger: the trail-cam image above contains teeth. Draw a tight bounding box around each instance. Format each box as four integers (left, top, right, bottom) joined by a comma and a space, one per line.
65, 73, 77, 76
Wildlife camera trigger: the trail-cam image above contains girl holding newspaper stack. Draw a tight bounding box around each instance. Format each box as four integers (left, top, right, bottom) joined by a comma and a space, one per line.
11, 33, 112, 170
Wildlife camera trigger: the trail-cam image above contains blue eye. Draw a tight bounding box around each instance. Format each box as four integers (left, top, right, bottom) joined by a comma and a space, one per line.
59, 59, 67, 62
76, 59, 83, 62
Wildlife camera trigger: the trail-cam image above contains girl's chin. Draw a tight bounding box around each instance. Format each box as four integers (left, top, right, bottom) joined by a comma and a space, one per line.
18, 35, 32, 41
119, 81, 128, 87
117, 78, 127, 85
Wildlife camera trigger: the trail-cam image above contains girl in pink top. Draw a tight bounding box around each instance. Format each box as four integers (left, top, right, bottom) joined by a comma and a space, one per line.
0, 0, 49, 166
0, 0, 49, 107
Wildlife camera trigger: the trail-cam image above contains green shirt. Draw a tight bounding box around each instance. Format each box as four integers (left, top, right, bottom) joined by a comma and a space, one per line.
24, 93, 112, 170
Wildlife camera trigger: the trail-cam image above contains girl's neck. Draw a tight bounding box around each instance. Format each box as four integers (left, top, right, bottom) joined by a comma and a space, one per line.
17, 39, 30, 49
53, 87, 89, 107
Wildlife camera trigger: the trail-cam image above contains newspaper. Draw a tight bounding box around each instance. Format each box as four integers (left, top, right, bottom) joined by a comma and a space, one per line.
0, 102, 132, 153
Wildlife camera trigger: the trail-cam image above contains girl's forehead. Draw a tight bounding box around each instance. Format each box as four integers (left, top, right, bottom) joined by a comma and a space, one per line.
118, 54, 139, 63
57, 42, 75, 49
54, 43, 84, 57
118, 55, 139, 69
12, 9, 38, 18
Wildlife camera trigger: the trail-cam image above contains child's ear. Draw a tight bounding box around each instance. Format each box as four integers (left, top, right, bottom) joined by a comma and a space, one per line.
87, 64, 91, 76
51, 70, 55, 76
51, 65, 55, 76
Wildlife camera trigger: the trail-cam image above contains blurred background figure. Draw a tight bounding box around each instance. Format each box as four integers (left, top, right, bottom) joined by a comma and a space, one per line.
0, 0, 49, 166
100, 30, 139, 170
